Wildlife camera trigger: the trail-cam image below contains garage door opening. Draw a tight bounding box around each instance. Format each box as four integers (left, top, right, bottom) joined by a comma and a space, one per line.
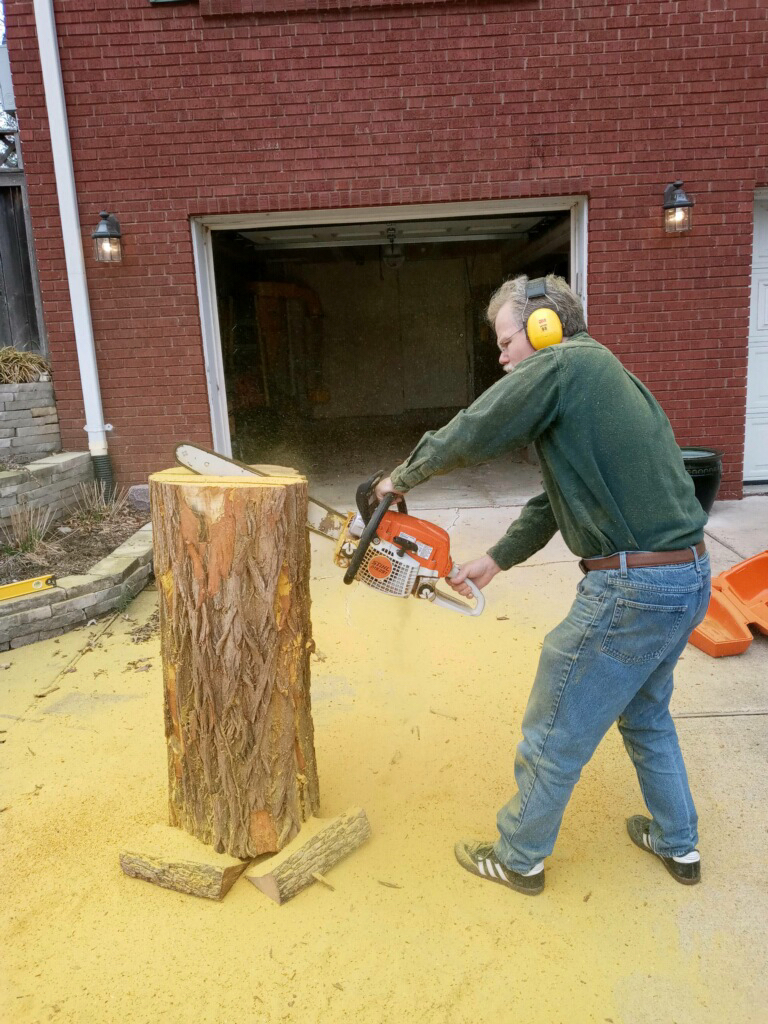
207, 209, 573, 493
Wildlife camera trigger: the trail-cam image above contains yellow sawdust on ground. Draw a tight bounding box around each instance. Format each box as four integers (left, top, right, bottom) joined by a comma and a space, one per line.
0, 535, 762, 1024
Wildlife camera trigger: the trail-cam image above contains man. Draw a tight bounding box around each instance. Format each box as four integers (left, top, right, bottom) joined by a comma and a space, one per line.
375, 274, 710, 896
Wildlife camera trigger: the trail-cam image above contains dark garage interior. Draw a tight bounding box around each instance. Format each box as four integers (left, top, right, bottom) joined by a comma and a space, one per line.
211, 212, 571, 485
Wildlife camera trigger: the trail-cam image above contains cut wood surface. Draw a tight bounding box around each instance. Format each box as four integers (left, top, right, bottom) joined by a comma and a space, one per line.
119, 824, 251, 900
150, 468, 320, 859
245, 807, 372, 904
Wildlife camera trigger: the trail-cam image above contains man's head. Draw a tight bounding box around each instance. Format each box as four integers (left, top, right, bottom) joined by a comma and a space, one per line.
487, 275, 587, 373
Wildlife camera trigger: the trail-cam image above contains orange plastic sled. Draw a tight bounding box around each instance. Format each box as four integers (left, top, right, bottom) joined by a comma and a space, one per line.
688, 550, 768, 657
717, 550, 768, 635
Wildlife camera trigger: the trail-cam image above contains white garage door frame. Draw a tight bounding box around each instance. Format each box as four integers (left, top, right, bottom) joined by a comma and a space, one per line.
191, 196, 589, 456
744, 189, 768, 482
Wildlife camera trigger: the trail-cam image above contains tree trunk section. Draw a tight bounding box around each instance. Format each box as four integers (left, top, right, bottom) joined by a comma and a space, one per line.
245, 808, 372, 904
149, 467, 320, 859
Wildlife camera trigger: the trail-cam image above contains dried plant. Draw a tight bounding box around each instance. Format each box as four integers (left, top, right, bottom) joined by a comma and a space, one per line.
1, 502, 55, 555
68, 480, 131, 531
0, 347, 51, 384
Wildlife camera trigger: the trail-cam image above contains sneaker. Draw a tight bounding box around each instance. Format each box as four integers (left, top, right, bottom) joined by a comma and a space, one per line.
454, 840, 545, 895
626, 815, 701, 885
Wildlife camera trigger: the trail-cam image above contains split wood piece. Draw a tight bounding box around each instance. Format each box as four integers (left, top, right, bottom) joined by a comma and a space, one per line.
149, 467, 320, 860
245, 807, 372, 905
119, 823, 251, 900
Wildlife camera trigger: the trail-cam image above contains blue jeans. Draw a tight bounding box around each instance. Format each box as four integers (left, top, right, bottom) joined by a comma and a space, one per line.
495, 551, 711, 873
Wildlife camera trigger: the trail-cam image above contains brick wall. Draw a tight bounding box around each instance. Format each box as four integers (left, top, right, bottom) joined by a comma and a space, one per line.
4, 0, 767, 496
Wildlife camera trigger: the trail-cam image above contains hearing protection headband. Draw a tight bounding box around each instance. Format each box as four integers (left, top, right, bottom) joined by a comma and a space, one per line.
525, 278, 564, 350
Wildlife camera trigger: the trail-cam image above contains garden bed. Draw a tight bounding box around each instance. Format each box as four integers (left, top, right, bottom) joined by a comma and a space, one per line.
1, 483, 154, 651
0, 522, 154, 650
0, 504, 149, 586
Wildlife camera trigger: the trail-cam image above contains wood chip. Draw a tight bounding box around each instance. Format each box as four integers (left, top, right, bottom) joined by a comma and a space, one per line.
429, 708, 457, 721
33, 685, 59, 699
119, 824, 251, 900
246, 808, 371, 905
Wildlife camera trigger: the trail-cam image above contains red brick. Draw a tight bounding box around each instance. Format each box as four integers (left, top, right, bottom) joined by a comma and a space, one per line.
3, 0, 765, 491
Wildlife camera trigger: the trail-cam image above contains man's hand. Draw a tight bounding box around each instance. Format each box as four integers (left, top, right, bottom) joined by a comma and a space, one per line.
449, 554, 502, 597
374, 476, 406, 503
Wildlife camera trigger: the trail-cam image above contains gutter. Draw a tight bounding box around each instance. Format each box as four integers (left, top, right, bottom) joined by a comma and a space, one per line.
30, 0, 113, 485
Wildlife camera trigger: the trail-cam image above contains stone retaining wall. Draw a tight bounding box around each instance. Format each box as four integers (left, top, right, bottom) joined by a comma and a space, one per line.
0, 523, 154, 650
0, 381, 61, 462
0, 452, 94, 530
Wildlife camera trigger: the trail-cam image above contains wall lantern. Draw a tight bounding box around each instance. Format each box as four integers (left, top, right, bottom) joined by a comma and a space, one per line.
91, 211, 123, 262
663, 181, 694, 234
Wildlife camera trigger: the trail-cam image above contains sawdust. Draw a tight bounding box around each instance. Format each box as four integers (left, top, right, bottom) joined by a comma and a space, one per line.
0, 519, 764, 1024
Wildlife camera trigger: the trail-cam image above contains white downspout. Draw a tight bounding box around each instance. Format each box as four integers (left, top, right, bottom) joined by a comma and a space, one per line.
31, 0, 111, 458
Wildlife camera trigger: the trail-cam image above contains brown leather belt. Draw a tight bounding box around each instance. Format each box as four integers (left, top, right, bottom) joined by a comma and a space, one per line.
579, 541, 706, 574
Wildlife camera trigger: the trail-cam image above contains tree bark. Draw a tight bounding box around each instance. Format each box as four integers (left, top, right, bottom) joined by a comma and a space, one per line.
149, 467, 320, 859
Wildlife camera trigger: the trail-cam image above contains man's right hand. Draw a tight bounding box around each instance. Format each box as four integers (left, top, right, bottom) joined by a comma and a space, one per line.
449, 554, 502, 597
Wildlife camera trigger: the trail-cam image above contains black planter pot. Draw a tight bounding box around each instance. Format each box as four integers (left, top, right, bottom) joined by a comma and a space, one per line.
680, 447, 724, 514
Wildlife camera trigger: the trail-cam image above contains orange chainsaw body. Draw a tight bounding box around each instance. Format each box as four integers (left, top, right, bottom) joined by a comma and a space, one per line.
375, 511, 453, 577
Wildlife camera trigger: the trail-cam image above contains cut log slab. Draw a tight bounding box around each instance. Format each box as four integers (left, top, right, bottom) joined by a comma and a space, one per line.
245, 807, 372, 905
149, 467, 320, 860
119, 824, 251, 900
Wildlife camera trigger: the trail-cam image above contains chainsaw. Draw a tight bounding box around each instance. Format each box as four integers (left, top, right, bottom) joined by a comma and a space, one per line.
175, 443, 484, 617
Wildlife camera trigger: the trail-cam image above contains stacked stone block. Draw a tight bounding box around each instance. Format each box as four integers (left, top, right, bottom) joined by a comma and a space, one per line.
0, 452, 94, 531
0, 381, 62, 462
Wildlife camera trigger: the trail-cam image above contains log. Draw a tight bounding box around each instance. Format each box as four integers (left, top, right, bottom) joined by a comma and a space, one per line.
149, 467, 320, 859
119, 824, 251, 900
245, 807, 372, 904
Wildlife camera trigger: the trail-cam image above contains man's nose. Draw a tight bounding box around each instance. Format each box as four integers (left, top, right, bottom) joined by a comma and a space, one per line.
499, 350, 508, 365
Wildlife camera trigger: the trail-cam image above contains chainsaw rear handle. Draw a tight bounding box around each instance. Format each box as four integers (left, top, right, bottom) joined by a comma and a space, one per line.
432, 566, 485, 617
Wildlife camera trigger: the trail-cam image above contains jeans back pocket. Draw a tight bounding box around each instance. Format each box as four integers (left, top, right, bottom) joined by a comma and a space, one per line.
601, 597, 689, 666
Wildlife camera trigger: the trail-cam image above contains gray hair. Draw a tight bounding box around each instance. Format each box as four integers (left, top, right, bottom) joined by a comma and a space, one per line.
486, 274, 587, 338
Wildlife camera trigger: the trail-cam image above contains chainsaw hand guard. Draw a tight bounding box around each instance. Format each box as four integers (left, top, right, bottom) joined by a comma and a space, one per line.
343, 490, 395, 585
344, 472, 408, 586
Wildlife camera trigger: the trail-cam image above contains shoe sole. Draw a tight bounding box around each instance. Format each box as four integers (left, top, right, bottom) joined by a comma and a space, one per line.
626, 816, 701, 886
454, 843, 544, 895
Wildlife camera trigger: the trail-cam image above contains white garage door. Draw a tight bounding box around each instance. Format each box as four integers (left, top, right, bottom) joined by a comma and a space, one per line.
744, 194, 768, 482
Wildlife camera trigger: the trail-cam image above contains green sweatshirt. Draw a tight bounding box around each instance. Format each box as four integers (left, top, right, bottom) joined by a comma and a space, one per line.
390, 333, 706, 570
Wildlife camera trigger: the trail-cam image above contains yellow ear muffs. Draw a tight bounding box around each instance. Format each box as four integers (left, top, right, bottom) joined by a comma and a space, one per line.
526, 307, 563, 349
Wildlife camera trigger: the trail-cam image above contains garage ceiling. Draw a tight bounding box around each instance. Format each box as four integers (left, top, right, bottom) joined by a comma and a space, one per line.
239, 212, 567, 251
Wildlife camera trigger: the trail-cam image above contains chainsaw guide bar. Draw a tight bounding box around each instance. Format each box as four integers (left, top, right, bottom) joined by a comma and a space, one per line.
174, 443, 347, 542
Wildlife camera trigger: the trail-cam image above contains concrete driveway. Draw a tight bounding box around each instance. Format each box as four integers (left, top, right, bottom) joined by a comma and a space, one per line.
1, 492, 765, 1024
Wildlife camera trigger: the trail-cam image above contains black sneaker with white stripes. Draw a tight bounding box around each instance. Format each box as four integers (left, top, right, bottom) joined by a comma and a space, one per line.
454, 840, 545, 895
626, 815, 701, 885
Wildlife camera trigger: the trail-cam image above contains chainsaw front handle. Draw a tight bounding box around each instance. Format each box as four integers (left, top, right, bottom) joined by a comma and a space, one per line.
432, 567, 485, 617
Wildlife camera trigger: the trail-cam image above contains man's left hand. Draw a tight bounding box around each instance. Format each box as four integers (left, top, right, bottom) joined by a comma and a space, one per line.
374, 476, 406, 503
